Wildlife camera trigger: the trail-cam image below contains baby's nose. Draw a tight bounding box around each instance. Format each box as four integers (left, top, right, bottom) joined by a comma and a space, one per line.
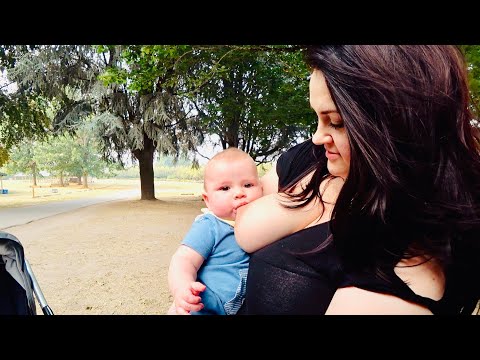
234, 189, 246, 199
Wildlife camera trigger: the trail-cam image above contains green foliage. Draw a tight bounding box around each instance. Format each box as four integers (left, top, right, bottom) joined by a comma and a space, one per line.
2, 140, 37, 176
0, 92, 51, 149
0, 45, 39, 72
2, 45, 205, 199
97, 45, 194, 93
0, 146, 8, 167
98, 67, 128, 87
1, 44, 313, 199
461, 45, 480, 118
257, 162, 273, 177
68, 119, 113, 178
5, 130, 112, 180
35, 134, 75, 178
93, 45, 204, 179
188, 46, 312, 163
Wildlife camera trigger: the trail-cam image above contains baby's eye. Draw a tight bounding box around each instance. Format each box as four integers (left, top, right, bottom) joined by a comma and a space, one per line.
244, 183, 253, 188
220, 186, 230, 191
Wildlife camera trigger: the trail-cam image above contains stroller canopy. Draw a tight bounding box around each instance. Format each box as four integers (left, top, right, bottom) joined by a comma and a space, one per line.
0, 232, 36, 315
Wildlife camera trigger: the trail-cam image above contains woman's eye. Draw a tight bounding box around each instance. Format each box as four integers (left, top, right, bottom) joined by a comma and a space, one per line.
329, 122, 344, 130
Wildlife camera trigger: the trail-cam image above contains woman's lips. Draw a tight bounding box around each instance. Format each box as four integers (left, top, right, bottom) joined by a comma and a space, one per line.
325, 150, 340, 160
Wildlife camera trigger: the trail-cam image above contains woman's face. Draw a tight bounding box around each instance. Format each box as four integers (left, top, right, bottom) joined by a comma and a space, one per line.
309, 70, 350, 179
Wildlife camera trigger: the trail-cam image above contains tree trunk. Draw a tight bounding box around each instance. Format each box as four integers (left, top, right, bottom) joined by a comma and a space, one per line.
32, 162, 37, 186
60, 172, 64, 187
134, 134, 156, 200
82, 172, 88, 189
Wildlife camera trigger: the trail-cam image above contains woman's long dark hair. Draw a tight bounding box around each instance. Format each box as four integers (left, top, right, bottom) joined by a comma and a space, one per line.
290, 45, 480, 313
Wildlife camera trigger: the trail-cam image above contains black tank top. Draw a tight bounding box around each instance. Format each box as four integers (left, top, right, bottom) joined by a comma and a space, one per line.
238, 140, 451, 315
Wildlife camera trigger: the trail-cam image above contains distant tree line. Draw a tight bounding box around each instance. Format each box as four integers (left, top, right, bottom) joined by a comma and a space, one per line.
1, 45, 479, 199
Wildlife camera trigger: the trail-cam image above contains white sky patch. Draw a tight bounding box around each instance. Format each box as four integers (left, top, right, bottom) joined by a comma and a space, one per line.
0, 70, 17, 94
194, 134, 222, 165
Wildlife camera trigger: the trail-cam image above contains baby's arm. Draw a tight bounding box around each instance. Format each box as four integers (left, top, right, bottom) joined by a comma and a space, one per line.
167, 245, 206, 314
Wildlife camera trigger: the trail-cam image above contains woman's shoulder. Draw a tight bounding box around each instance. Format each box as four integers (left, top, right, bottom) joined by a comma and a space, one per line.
277, 139, 325, 188
326, 286, 435, 314
278, 139, 318, 165
333, 257, 446, 314
394, 257, 445, 302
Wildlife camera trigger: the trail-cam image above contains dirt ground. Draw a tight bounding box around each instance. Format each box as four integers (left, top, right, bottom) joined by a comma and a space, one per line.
5, 194, 204, 315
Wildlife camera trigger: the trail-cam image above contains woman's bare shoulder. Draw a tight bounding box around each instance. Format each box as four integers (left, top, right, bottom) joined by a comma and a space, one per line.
326, 257, 445, 315
394, 256, 445, 301
326, 286, 434, 314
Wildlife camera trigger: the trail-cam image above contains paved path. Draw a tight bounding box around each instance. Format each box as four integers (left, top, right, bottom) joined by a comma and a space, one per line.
0, 189, 140, 230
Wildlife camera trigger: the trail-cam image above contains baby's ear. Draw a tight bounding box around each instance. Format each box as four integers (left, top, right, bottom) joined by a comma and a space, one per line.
201, 191, 209, 205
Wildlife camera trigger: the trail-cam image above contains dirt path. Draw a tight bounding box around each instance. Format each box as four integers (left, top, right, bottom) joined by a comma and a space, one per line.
5, 195, 203, 315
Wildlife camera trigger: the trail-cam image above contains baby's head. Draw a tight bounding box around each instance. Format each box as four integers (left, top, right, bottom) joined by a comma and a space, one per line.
202, 148, 263, 221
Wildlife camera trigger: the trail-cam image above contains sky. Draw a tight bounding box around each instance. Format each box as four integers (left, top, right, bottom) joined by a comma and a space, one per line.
0, 70, 17, 93
193, 134, 222, 165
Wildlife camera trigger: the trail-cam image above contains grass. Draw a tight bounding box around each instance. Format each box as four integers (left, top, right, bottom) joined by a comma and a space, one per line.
0, 178, 204, 209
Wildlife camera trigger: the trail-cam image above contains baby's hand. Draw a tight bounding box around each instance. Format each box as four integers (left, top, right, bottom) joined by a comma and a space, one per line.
173, 281, 206, 315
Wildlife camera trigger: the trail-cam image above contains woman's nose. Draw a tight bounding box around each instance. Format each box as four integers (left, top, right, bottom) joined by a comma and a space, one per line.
312, 125, 333, 145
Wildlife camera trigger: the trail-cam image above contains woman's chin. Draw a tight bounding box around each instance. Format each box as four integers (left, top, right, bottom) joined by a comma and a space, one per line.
327, 163, 349, 179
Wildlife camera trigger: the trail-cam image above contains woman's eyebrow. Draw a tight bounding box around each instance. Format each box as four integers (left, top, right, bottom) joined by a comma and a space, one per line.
320, 109, 338, 115
309, 104, 338, 115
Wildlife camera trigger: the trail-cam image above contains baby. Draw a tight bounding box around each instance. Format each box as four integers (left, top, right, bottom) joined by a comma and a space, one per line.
167, 147, 263, 314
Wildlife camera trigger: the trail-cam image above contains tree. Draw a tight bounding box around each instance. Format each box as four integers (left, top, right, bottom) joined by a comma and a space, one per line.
0, 46, 50, 149
4, 45, 315, 199
123, 45, 314, 164
7, 45, 202, 200
186, 46, 313, 163
0, 146, 8, 167
94, 45, 202, 199
3, 140, 39, 185
68, 119, 113, 188
461, 45, 480, 119
35, 135, 76, 186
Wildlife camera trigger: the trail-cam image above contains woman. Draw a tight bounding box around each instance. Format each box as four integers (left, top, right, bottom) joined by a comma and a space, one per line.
235, 45, 480, 315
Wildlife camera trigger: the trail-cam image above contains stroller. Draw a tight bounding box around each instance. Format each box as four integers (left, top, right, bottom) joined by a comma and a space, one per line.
0, 231, 54, 315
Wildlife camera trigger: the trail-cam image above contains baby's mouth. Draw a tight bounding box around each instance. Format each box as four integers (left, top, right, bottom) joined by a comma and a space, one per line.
234, 202, 249, 211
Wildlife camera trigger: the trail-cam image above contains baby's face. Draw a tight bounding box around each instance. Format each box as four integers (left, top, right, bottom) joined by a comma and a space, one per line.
202, 158, 263, 221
